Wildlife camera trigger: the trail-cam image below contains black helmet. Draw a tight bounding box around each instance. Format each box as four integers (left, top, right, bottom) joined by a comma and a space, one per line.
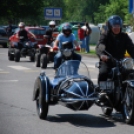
107, 15, 123, 31
62, 23, 72, 36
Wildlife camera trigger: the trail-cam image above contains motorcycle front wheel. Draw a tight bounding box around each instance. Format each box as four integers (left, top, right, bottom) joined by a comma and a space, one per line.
122, 86, 134, 124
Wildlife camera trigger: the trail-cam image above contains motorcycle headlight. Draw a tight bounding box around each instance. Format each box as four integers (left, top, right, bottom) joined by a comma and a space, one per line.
62, 49, 72, 57
122, 58, 134, 70
26, 42, 29, 46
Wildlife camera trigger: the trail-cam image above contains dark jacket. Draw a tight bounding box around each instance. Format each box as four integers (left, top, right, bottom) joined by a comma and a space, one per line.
18, 30, 29, 42
6, 25, 13, 37
45, 27, 58, 44
96, 31, 134, 60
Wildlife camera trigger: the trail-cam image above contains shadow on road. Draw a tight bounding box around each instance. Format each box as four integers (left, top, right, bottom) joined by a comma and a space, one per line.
46, 113, 117, 128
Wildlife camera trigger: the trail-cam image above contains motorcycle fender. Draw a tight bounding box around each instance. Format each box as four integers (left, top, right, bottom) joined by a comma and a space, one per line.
123, 80, 134, 87
33, 73, 51, 102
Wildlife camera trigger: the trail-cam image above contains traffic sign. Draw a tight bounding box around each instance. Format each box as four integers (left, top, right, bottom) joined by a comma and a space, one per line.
129, 0, 134, 13
44, 8, 62, 20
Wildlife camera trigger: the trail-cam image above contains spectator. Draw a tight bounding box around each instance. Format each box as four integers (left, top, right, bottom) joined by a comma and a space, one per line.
6, 21, 13, 38
77, 24, 85, 52
84, 22, 92, 53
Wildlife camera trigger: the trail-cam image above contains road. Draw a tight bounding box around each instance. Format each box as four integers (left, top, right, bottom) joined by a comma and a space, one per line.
0, 48, 134, 134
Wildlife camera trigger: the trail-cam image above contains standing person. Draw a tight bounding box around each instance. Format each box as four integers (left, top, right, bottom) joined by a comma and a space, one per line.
6, 21, 13, 38
77, 24, 85, 52
84, 22, 92, 53
96, 15, 134, 82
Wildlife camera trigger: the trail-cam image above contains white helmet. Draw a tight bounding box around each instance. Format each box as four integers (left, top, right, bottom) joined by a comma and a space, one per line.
18, 22, 25, 27
49, 21, 56, 26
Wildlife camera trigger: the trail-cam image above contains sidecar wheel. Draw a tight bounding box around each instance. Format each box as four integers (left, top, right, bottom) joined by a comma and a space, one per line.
40, 54, 47, 69
36, 79, 49, 120
101, 107, 113, 116
122, 87, 134, 124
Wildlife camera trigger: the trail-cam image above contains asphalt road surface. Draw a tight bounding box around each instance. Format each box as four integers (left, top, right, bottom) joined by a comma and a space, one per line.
0, 48, 134, 134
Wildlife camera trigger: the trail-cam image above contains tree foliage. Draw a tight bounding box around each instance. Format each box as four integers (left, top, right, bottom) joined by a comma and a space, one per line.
0, 0, 133, 25
94, 0, 129, 24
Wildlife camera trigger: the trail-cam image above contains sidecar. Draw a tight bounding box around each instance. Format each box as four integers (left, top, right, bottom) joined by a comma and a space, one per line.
33, 60, 96, 120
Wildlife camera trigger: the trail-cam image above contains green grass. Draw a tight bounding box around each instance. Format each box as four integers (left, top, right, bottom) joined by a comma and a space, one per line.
77, 49, 96, 55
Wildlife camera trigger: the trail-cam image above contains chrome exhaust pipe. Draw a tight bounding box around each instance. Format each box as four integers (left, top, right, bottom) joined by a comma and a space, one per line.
60, 97, 98, 103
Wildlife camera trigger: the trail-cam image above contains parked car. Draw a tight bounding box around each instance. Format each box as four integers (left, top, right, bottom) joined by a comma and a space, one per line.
9, 26, 47, 47
8, 26, 47, 62
70, 22, 85, 27
0, 27, 8, 48
40, 26, 49, 33
2, 25, 18, 36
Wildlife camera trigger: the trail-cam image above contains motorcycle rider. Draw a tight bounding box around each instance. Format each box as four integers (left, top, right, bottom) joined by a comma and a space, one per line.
15, 22, 36, 50
45, 20, 59, 45
53, 23, 81, 70
96, 15, 134, 82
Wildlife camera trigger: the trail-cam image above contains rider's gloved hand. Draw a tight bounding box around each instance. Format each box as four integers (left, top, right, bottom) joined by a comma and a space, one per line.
100, 54, 108, 61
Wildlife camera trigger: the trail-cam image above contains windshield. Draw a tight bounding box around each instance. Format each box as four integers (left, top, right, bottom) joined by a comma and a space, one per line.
29, 29, 45, 35
56, 60, 90, 78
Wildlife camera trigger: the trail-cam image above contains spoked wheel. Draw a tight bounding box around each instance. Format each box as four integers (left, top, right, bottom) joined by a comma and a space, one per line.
101, 107, 113, 116
122, 87, 134, 124
35, 79, 49, 120
40, 54, 47, 69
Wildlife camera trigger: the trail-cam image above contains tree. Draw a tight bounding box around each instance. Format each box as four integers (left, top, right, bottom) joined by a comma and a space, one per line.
94, 0, 129, 24
0, 0, 44, 24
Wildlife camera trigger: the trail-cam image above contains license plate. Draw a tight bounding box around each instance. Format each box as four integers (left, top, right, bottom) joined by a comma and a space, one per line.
99, 81, 114, 90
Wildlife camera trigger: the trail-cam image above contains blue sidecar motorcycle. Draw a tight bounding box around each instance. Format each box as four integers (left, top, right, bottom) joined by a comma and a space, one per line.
33, 60, 96, 120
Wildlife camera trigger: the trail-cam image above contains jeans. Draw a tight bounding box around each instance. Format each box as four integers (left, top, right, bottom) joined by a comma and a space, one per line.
54, 51, 82, 69
80, 39, 85, 49
98, 61, 134, 83
85, 35, 90, 52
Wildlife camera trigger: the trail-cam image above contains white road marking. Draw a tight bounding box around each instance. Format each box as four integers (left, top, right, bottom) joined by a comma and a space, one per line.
87, 65, 95, 68
24, 70, 39, 73
91, 79, 97, 81
0, 80, 18, 82
0, 72, 9, 74
8, 66, 31, 70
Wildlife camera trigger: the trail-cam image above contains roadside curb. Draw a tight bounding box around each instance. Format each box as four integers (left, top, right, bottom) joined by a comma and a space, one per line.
78, 46, 98, 58
77, 52, 98, 58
